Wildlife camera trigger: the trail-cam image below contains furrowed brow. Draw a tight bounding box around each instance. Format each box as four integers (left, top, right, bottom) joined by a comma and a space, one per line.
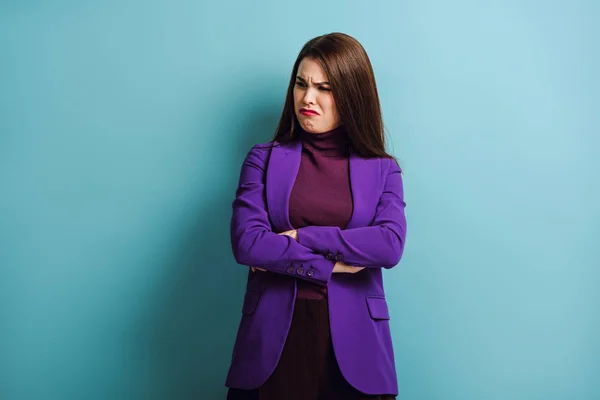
296, 76, 330, 85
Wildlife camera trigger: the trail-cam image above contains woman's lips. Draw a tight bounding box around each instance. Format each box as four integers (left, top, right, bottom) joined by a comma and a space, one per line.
300, 108, 319, 116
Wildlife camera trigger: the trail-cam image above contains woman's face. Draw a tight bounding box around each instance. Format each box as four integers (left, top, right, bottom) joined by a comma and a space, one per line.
293, 57, 341, 134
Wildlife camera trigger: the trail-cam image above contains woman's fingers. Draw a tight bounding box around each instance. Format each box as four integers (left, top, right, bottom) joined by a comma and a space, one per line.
332, 262, 365, 274
348, 266, 365, 273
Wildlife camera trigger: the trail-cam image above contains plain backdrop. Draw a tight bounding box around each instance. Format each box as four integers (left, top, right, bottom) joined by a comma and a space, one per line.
1, 1, 598, 399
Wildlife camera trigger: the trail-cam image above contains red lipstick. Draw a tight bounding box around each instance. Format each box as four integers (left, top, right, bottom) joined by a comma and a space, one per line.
300, 108, 319, 116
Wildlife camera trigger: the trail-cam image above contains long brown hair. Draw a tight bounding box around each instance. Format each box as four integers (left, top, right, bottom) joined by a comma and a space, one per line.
272, 32, 395, 160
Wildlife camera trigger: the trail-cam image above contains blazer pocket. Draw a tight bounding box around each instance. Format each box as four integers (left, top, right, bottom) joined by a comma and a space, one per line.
366, 296, 390, 320
242, 291, 261, 315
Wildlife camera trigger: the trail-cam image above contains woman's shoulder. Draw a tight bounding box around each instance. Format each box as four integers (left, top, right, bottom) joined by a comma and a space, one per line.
386, 157, 401, 172
252, 141, 276, 150
249, 140, 285, 150
248, 139, 296, 155
243, 141, 280, 164
359, 153, 401, 173
376, 157, 401, 177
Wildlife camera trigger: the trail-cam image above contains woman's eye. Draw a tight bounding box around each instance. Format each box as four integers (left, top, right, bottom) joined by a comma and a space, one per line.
295, 81, 306, 87
320, 87, 332, 91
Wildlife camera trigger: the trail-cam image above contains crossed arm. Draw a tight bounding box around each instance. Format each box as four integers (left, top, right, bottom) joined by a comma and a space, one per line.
231, 145, 407, 286
250, 229, 365, 275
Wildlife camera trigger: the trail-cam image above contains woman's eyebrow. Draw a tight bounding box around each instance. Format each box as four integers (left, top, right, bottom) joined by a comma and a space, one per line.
296, 76, 330, 85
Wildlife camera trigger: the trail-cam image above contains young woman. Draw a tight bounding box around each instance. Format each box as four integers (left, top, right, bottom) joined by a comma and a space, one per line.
225, 32, 407, 400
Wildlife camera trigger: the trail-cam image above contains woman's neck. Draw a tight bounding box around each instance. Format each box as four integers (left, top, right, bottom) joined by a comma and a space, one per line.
297, 125, 349, 157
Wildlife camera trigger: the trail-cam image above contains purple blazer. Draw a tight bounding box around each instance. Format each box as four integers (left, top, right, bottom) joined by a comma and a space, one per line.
225, 138, 407, 395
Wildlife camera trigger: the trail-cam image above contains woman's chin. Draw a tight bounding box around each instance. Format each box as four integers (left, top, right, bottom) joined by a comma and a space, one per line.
300, 122, 323, 134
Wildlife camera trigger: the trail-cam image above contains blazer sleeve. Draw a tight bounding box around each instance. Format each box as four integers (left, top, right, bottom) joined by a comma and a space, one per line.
296, 158, 407, 269
230, 144, 336, 286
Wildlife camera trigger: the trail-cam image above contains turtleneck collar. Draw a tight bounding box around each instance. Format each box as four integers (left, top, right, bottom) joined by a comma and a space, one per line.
297, 125, 349, 157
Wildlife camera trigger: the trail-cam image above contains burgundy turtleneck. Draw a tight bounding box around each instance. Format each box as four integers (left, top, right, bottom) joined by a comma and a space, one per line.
289, 125, 353, 299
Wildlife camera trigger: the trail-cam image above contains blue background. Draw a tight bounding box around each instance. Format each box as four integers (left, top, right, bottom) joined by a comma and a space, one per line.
1, 1, 598, 399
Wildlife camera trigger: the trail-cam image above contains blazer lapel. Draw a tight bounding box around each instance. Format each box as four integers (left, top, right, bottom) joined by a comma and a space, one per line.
266, 140, 302, 232
346, 149, 380, 229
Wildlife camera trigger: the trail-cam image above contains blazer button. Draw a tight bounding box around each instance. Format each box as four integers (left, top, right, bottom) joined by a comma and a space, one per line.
296, 267, 305, 275
335, 253, 342, 261
286, 266, 295, 274
307, 268, 314, 277
325, 252, 334, 260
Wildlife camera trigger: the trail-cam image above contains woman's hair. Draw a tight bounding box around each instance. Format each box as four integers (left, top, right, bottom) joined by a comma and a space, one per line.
272, 32, 395, 160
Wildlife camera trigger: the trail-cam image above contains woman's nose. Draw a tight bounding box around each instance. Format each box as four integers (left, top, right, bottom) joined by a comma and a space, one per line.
303, 88, 316, 104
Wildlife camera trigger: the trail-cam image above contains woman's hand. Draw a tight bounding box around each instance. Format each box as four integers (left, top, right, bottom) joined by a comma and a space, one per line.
250, 230, 299, 272
279, 229, 298, 241
332, 261, 364, 274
